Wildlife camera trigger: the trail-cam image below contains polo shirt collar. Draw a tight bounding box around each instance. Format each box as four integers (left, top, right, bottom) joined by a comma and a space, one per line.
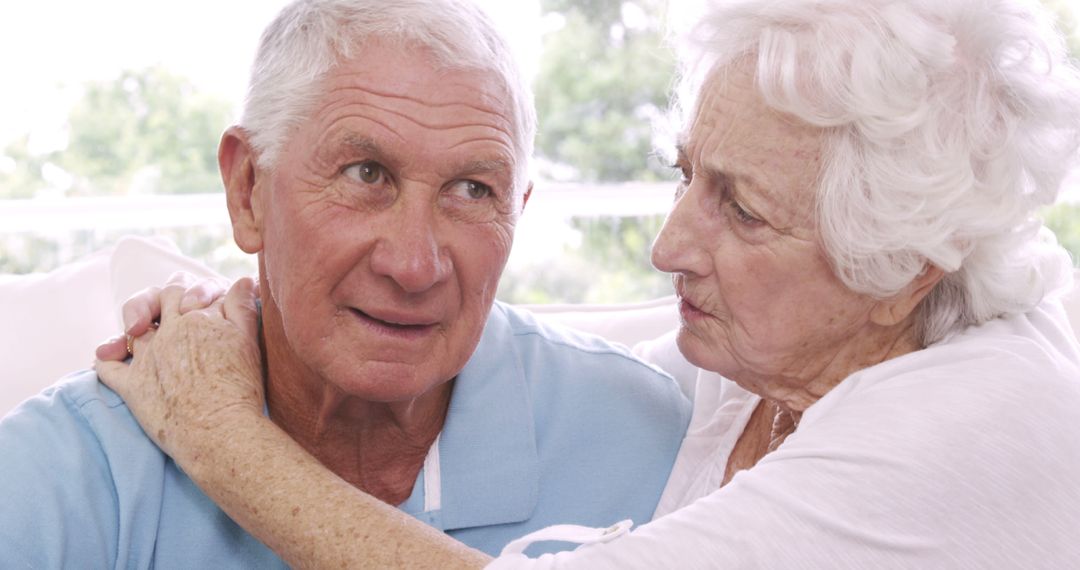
400, 303, 539, 530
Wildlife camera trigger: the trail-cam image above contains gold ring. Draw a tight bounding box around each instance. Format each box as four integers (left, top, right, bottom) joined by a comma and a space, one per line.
126, 334, 135, 355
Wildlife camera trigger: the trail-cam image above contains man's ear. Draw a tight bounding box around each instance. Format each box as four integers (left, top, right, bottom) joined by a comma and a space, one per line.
870, 264, 946, 327
522, 181, 533, 211
219, 127, 264, 254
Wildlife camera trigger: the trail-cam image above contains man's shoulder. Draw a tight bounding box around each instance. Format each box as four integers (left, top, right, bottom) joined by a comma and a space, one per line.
0, 370, 155, 567
487, 301, 691, 438
0, 368, 163, 490
0, 369, 286, 568
491, 302, 682, 390
2, 369, 129, 435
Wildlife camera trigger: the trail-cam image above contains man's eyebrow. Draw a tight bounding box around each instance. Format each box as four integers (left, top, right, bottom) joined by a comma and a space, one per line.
460, 158, 512, 175
342, 134, 381, 155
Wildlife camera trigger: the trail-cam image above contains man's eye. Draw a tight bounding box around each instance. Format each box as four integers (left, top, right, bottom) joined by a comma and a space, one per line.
343, 161, 385, 184
450, 180, 493, 200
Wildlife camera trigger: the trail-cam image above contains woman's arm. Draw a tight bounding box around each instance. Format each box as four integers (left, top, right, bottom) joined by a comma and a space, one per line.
179, 409, 490, 569
95, 278, 489, 569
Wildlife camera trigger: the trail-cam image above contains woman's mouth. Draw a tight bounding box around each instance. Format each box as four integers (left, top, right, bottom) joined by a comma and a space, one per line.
678, 297, 709, 322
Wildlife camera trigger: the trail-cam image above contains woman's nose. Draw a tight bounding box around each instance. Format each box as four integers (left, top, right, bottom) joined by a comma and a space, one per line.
651, 185, 709, 277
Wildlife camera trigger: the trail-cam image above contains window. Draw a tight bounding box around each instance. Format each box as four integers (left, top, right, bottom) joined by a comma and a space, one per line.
2, 0, 1078, 304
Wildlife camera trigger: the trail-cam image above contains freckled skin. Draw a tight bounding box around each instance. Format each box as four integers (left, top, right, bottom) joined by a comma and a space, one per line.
225, 41, 526, 501
651, 67, 922, 415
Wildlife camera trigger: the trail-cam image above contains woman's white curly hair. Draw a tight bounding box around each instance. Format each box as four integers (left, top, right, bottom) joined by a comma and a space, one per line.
672, 0, 1080, 344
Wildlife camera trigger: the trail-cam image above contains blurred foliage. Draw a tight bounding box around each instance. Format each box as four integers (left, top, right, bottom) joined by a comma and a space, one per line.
0, 66, 230, 199
497, 215, 672, 304
534, 0, 675, 182
3, 0, 1079, 305
503, 0, 678, 304
62, 67, 230, 196
1042, 202, 1080, 266
0, 136, 50, 200
0, 226, 255, 278
1043, 0, 1080, 60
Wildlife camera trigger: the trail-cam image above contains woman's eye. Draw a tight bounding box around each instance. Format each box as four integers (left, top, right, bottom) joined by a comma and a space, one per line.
343, 161, 385, 184
669, 162, 691, 185
731, 200, 762, 226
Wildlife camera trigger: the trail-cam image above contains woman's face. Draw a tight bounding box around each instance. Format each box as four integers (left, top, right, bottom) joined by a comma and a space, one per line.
651, 68, 879, 401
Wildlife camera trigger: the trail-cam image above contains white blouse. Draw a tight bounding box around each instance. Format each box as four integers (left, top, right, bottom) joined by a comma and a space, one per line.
488, 301, 1080, 568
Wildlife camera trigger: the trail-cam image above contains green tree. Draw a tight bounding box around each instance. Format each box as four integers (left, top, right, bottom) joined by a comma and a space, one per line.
0, 67, 233, 199
1043, 203, 1080, 265
0, 135, 53, 199
534, 0, 676, 182
1039, 0, 1080, 266
1043, 0, 1080, 60
60, 67, 232, 196
500, 0, 678, 305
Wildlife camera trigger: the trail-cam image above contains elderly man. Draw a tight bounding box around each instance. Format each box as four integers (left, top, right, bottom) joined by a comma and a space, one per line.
0, 0, 688, 567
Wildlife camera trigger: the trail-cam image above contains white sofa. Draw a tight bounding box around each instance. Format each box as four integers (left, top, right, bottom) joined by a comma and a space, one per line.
2, 235, 1079, 417
0, 236, 687, 417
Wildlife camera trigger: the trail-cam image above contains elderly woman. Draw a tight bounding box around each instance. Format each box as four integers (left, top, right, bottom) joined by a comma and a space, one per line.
99, 0, 1080, 566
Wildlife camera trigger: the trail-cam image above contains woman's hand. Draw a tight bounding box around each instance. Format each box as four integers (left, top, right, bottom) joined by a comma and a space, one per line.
95, 272, 232, 362
95, 275, 489, 569
94, 276, 264, 465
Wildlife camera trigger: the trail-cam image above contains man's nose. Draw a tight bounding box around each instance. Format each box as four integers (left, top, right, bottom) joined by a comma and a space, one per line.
369, 202, 453, 293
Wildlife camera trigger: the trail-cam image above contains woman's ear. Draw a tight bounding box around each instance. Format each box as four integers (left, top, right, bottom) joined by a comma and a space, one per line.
219, 127, 264, 254
870, 265, 946, 327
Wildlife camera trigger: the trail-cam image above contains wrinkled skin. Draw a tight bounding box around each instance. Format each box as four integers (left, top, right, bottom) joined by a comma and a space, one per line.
98, 41, 531, 502
96, 276, 263, 462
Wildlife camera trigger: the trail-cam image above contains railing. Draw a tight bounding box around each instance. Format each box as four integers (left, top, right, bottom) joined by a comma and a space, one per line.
0, 182, 676, 234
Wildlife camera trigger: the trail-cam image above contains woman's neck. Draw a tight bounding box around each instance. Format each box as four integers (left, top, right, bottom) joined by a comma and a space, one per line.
740, 318, 922, 415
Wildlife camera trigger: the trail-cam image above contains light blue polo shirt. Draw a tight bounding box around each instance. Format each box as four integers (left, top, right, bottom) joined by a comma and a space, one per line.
0, 302, 690, 567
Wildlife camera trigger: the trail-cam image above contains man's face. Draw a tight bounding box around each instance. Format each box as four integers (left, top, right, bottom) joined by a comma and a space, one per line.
249, 41, 523, 403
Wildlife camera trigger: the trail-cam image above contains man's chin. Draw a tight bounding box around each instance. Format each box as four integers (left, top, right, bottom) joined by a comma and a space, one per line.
325, 361, 457, 403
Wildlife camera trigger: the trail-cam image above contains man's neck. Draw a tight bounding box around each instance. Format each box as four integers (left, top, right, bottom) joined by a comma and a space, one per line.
265, 376, 451, 506
259, 305, 452, 506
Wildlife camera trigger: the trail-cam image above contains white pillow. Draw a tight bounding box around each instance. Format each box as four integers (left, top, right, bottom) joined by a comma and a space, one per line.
0, 235, 222, 417
522, 297, 679, 349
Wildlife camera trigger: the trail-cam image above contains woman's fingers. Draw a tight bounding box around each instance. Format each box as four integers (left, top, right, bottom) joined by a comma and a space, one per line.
122, 286, 163, 337
179, 277, 231, 314
222, 277, 260, 339
94, 325, 158, 396
117, 273, 233, 341
95, 334, 130, 362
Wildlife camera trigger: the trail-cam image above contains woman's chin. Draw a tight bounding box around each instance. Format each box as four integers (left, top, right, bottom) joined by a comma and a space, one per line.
675, 327, 733, 376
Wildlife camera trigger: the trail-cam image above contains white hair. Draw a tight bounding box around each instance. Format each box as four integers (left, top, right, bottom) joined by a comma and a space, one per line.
673, 0, 1080, 344
241, 0, 536, 190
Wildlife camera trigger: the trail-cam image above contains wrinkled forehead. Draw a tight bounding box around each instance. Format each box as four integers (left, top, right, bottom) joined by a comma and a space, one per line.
680, 64, 827, 231
680, 59, 757, 135
331, 39, 529, 172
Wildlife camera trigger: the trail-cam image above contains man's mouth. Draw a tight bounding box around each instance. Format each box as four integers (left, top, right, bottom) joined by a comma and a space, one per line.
348, 308, 438, 336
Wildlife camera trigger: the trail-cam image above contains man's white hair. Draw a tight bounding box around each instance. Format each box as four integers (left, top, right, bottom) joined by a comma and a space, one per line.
672, 0, 1080, 344
240, 0, 536, 191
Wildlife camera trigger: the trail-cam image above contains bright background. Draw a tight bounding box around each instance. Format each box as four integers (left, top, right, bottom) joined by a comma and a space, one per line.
1, 0, 1078, 304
